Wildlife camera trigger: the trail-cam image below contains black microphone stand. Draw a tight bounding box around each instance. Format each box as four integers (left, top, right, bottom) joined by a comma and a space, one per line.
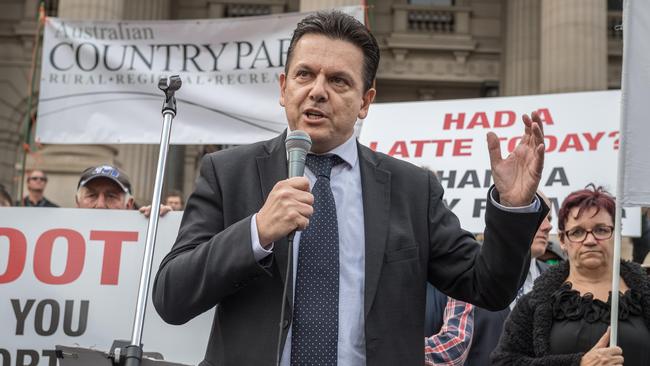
276, 232, 295, 365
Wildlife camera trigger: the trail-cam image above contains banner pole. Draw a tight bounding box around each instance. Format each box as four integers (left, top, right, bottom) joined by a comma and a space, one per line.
609, 0, 632, 348
18, 2, 45, 204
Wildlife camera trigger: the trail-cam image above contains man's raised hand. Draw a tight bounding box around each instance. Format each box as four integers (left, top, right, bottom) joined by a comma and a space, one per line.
487, 111, 545, 207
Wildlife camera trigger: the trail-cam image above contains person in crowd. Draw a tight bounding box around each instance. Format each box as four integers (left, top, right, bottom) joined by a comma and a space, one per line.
538, 239, 568, 265
75, 164, 171, 216
424, 286, 474, 365
163, 190, 184, 211
152, 10, 548, 365
491, 185, 650, 365
75, 165, 135, 210
464, 191, 553, 366
18, 170, 58, 207
631, 208, 650, 264
0, 184, 12, 207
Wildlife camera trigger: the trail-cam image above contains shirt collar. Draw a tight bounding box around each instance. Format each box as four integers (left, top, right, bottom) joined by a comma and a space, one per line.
286, 129, 359, 169
324, 133, 358, 169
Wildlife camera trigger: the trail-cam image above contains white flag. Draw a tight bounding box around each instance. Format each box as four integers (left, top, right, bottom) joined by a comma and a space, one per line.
620, 0, 650, 205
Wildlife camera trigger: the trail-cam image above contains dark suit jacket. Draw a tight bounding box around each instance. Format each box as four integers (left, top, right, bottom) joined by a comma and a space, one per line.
152, 132, 548, 366
464, 259, 551, 366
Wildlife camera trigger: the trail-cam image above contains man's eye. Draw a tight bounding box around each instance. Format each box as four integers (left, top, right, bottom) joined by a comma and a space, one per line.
330, 77, 346, 86
296, 70, 310, 77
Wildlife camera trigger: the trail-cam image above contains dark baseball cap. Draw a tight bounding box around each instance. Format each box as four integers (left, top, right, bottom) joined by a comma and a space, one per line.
77, 165, 132, 194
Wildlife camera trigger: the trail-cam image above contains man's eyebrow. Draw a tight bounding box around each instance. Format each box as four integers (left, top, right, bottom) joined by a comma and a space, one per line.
330, 70, 355, 82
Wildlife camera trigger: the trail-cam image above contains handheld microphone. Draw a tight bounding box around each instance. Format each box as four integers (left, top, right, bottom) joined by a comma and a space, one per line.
285, 130, 312, 178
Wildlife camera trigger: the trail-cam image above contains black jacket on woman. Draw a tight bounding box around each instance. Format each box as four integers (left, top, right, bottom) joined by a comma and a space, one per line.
490, 260, 650, 365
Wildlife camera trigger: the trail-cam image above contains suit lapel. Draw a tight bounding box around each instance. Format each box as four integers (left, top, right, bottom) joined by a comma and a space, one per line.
358, 144, 391, 318
256, 132, 293, 308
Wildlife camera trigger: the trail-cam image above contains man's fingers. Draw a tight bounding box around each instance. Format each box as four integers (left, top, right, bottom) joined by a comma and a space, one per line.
522, 113, 532, 137
160, 205, 172, 217
296, 201, 314, 219
486, 132, 502, 168
286, 176, 311, 191
534, 143, 545, 174
530, 110, 544, 135
139, 205, 152, 218
532, 121, 544, 145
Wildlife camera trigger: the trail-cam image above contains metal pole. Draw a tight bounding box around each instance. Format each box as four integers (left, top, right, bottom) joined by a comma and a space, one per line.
609, 0, 631, 348
124, 76, 181, 366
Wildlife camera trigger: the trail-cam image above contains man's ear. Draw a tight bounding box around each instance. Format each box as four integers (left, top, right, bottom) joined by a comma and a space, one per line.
126, 197, 135, 210
358, 87, 376, 119
279, 72, 287, 107
74, 190, 81, 208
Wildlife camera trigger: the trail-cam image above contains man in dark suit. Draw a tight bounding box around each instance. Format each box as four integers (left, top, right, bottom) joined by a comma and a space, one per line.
152, 10, 548, 366
464, 192, 554, 366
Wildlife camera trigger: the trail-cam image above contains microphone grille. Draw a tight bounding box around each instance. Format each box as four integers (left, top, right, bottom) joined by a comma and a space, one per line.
285, 130, 312, 152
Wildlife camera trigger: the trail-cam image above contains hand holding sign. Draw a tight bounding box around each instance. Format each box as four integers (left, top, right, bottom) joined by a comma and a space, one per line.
487, 111, 545, 207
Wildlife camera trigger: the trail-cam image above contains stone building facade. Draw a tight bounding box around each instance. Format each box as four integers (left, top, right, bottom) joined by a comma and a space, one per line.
0, 0, 622, 207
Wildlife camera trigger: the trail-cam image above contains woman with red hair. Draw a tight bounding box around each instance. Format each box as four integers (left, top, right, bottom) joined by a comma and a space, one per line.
491, 185, 650, 365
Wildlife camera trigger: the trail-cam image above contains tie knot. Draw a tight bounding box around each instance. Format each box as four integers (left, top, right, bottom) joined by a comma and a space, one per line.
306, 154, 344, 178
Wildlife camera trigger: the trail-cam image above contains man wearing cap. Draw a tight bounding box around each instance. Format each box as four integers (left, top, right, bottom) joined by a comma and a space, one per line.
76, 164, 172, 218
76, 165, 134, 209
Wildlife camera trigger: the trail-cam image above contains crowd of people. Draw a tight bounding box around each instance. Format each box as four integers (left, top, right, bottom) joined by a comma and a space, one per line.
2, 9, 649, 366
0, 164, 185, 215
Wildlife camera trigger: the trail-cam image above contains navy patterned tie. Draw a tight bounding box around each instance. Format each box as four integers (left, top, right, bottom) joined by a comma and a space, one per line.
291, 154, 344, 366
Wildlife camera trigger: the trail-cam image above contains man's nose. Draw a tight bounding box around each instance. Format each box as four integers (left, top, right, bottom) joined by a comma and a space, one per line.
308, 74, 328, 102
95, 194, 108, 208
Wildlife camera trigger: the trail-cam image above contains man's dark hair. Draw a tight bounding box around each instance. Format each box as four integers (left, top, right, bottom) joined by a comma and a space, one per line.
165, 190, 184, 204
285, 10, 380, 92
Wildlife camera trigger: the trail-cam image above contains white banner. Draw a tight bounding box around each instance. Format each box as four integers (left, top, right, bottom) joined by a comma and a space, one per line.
359, 90, 641, 235
36, 7, 364, 145
619, 1, 650, 205
0, 208, 211, 366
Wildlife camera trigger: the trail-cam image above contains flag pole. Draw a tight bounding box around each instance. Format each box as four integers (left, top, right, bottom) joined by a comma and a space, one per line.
18, 2, 46, 204
609, 0, 630, 348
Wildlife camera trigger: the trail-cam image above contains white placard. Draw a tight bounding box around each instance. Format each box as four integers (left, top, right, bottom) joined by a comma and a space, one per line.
0, 208, 211, 366
359, 90, 640, 235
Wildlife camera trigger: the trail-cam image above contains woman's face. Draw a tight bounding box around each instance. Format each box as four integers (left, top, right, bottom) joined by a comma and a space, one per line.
560, 206, 614, 271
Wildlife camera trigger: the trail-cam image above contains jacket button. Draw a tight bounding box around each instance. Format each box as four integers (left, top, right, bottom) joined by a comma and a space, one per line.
233, 282, 242, 288
282, 319, 289, 328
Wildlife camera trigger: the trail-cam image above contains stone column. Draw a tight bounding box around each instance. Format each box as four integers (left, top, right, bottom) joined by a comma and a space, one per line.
300, 0, 360, 12
0, 0, 41, 197
501, 0, 541, 96
540, 0, 607, 93
124, 0, 170, 20
121, 0, 179, 206
58, 0, 125, 20
23, 0, 128, 207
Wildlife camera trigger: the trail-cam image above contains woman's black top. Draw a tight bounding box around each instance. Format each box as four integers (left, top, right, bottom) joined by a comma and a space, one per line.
549, 282, 650, 366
